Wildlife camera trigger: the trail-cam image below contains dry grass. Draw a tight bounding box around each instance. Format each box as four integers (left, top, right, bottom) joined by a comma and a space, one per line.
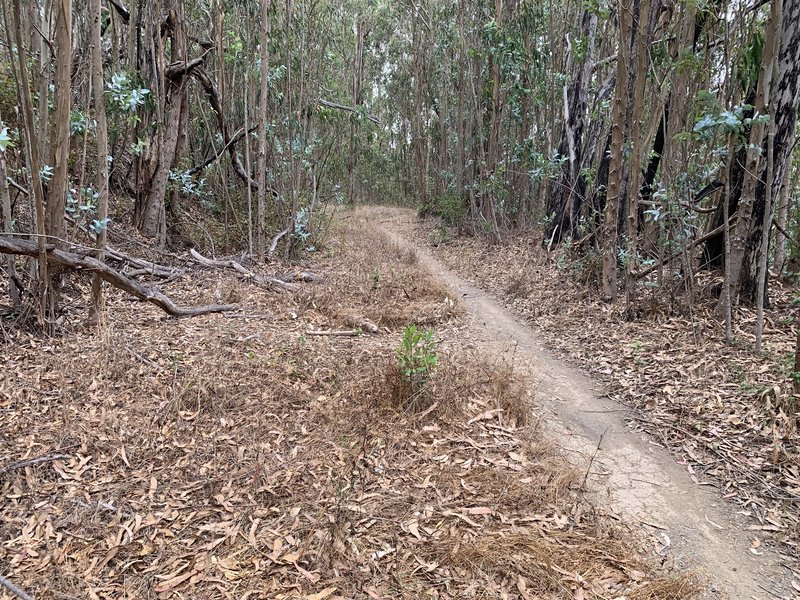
0, 209, 700, 599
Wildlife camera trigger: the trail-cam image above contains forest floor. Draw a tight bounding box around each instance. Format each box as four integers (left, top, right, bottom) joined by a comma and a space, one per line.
384, 205, 800, 598
0, 205, 791, 599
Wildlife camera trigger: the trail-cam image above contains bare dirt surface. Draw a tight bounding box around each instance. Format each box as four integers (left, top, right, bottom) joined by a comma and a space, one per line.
374, 206, 797, 600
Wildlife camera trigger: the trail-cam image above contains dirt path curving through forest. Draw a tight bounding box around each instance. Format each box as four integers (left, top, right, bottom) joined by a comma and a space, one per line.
375, 206, 795, 600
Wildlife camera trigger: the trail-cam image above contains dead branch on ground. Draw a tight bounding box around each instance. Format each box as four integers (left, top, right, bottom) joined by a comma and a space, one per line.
0, 575, 33, 600
0, 238, 235, 317
189, 248, 298, 291
0, 453, 71, 476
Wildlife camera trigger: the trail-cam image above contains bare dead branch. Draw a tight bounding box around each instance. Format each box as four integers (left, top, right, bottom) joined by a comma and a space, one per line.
0, 238, 235, 317
0, 453, 71, 475
306, 329, 360, 337
189, 248, 298, 291
319, 99, 381, 125
191, 68, 280, 198
0, 575, 33, 600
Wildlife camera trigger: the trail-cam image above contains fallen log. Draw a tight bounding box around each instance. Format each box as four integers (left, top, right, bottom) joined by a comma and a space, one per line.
189, 248, 298, 291
0, 238, 235, 318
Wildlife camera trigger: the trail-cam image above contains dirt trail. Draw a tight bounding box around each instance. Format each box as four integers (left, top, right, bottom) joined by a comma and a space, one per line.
376, 207, 795, 600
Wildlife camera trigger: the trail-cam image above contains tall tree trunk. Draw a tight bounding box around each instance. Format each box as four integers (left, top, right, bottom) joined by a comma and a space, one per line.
545, 10, 597, 243
11, 0, 49, 324
47, 0, 72, 246
412, 13, 427, 208
601, 0, 635, 301
0, 127, 19, 306
139, 5, 187, 240
727, 0, 781, 303
624, 0, 653, 307
37, 0, 53, 163
256, 0, 271, 260
347, 15, 366, 205
89, 0, 111, 322
774, 178, 791, 275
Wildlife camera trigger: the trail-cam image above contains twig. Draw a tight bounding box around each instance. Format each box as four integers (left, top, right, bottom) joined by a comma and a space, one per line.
0, 453, 71, 475
0, 575, 33, 600
579, 427, 609, 492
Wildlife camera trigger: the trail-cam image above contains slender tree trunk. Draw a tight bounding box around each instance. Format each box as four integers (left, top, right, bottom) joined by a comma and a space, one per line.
728, 0, 780, 301
47, 0, 72, 247
37, 0, 53, 163
601, 0, 634, 301
11, 0, 49, 324
244, 71, 254, 255
774, 178, 790, 276
755, 128, 775, 351
412, 13, 427, 208
257, 0, 271, 261
625, 0, 652, 308
347, 15, 366, 205
0, 134, 19, 306
89, 0, 110, 323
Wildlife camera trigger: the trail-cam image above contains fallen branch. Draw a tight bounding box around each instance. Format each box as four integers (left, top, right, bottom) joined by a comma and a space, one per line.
276, 271, 324, 283
306, 329, 360, 337
0, 575, 33, 600
189, 248, 298, 291
0, 453, 71, 475
0, 238, 235, 317
268, 228, 290, 258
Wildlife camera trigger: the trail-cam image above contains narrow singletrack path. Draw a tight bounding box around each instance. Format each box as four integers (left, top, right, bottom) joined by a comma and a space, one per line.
375, 206, 794, 600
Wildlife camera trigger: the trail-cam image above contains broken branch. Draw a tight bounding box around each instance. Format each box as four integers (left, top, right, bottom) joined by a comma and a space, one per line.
189, 248, 298, 291
0, 238, 235, 317
0, 453, 71, 475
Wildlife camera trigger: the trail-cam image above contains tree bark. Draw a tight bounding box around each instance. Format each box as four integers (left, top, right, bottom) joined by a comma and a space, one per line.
545, 10, 597, 243
47, 0, 72, 246
727, 0, 781, 302
257, 0, 271, 260
89, 0, 111, 322
11, 0, 49, 323
0, 139, 19, 305
139, 5, 187, 240
625, 0, 653, 306
601, 0, 635, 300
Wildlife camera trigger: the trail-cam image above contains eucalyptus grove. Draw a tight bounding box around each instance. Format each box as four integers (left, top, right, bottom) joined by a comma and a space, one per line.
0, 0, 798, 343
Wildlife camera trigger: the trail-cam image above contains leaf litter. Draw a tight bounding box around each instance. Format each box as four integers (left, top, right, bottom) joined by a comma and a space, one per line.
407, 210, 800, 571
1, 208, 699, 598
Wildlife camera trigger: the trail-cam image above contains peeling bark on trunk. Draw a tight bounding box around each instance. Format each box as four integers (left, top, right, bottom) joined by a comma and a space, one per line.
47, 0, 72, 247
545, 10, 597, 243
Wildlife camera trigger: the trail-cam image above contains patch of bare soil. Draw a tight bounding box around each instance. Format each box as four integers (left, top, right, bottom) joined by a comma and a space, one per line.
1, 208, 698, 599
387, 206, 800, 597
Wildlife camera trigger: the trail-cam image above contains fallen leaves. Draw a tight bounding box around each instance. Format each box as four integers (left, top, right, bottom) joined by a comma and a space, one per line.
0, 211, 697, 599
412, 211, 800, 562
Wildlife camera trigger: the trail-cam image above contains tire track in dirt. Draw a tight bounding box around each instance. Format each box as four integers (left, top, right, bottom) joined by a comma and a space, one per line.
376, 207, 795, 600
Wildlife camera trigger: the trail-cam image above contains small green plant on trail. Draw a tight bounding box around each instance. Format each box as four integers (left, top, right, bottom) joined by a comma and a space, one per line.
396, 325, 438, 389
